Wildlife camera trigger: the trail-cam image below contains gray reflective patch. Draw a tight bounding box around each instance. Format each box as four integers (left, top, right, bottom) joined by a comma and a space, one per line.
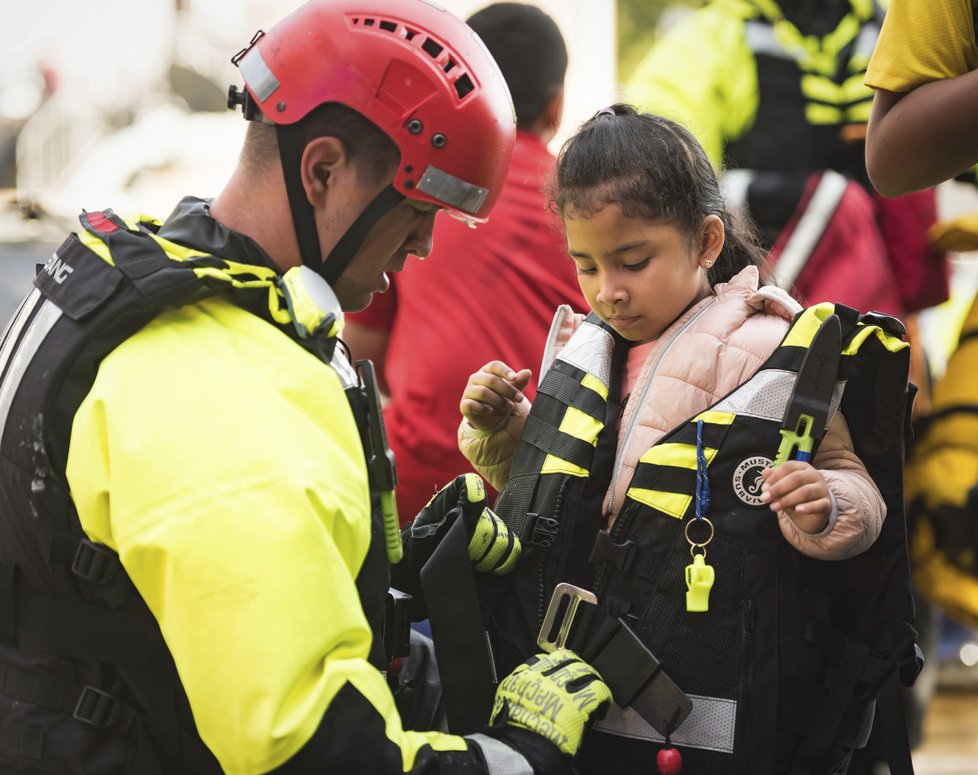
466, 733, 533, 774
594, 693, 737, 753
744, 20, 795, 61
417, 165, 489, 215
0, 298, 62, 436
555, 319, 614, 390
713, 369, 845, 431
239, 48, 280, 104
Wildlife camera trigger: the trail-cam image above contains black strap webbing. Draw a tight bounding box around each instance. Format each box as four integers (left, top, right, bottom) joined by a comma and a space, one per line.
567, 601, 692, 736
876, 671, 916, 775
521, 416, 595, 470
630, 464, 698, 495
537, 370, 605, 422
0, 561, 152, 667
420, 518, 496, 734
788, 637, 870, 775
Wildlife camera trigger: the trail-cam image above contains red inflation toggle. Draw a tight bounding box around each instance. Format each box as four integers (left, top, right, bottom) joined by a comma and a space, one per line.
656, 746, 682, 774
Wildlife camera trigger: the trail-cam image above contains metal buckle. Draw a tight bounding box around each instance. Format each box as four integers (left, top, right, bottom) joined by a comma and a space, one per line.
537, 582, 598, 653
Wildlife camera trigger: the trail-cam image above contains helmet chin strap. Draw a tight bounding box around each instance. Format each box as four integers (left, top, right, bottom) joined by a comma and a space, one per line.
276, 123, 405, 288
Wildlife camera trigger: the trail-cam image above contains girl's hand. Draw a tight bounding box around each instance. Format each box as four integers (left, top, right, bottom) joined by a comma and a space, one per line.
760, 462, 833, 534
460, 361, 532, 432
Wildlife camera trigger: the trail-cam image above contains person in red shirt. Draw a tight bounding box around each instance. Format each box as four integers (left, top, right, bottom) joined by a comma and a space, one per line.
344, 2, 587, 522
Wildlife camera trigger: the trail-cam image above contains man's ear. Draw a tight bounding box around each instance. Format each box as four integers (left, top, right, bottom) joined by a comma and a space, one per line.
301, 136, 348, 206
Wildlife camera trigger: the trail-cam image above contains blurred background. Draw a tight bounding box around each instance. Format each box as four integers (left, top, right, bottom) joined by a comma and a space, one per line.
1, 1, 976, 770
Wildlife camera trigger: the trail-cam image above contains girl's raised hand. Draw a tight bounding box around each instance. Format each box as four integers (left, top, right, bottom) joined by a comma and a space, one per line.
460, 361, 532, 432
760, 462, 833, 534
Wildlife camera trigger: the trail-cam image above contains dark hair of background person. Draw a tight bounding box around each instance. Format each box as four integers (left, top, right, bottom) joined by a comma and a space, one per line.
554, 104, 767, 287
241, 102, 400, 184
466, 3, 568, 128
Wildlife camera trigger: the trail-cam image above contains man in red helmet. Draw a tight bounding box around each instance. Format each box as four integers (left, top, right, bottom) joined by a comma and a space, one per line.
0, 1, 610, 773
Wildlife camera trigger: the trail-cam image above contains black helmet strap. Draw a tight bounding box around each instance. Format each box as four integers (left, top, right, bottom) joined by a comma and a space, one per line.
275, 123, 405, 288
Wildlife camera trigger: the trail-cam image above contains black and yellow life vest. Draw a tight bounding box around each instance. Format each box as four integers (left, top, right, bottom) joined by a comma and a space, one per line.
489, 303, 919, 774
0, 205, 387, 773
907, 294, 978, 626
725, 0, 882, 178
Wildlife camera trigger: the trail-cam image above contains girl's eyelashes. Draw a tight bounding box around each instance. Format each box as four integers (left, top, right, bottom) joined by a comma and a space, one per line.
624, 258, 651, 271
576, 265, 597, 276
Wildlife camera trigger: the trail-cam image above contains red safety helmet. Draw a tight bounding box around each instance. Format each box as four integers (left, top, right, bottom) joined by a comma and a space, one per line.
232, 0, 516, 223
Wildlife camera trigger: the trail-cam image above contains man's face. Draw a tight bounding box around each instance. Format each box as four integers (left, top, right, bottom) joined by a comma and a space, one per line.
331, 197, 439, 312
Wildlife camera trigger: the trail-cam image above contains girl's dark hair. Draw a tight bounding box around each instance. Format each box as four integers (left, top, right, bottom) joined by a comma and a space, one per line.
555, 104, 766, 286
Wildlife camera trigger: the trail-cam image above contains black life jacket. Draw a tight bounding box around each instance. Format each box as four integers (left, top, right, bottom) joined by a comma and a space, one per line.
0, 207, 388, 774
489, 303, 919, 775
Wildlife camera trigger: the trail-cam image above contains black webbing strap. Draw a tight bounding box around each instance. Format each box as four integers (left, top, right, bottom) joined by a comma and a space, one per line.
788, 637, 870, 775
420, 518, 496, 734
875, 670, 916, 775
0, 719, 43, 760
521, 416, 595, 471
321, 185, 405, 286
0, 662, 137, 736
277, 124, 328, 277
629, 464, 697, 494
0, 561, 152, 667
537, 370, 605, 422
565, 601, 691, 736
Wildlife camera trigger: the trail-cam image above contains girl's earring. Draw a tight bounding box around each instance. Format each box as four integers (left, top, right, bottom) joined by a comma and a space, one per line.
704, 260, 714, 268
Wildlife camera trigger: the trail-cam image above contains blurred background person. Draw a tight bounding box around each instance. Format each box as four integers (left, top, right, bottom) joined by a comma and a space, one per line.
344, 2, 588, 522
865, 0, 978, 769
624, 0, 947, 415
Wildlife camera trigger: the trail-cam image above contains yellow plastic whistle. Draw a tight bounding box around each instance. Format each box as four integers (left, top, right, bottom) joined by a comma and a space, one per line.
685, 553, 715, 613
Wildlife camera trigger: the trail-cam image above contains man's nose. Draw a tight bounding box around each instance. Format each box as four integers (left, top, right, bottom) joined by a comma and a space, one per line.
406, 211, 437, 258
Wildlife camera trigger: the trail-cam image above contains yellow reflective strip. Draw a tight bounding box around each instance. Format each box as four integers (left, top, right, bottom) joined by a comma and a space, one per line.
124, 212, 163, 230
693, 410, 736, 426
581, 372, 608, 400
146, 233, 214, 263
77, 230, 115, 266
539, 405, 603, 477
560, 405, 603, 445
846, 100, 872, 123
626, 488, 691, 520
842, 73, 873, 102
842, 324, 909, 355
541, 454, 588, 477
782, 302, 836, 348
638, 442, 718, 468
801, 74, 843, 104
806, 102, 845, 125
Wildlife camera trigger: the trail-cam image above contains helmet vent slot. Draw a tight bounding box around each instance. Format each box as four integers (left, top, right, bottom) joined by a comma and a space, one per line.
453, 73, 474, 100
379, 20, 398, 32
422, 38, 444, 58
443, 59, 456, 73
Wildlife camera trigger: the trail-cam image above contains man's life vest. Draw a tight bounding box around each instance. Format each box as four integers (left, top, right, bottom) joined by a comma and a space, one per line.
0, 209, 390, 773
488, 303, 920, 774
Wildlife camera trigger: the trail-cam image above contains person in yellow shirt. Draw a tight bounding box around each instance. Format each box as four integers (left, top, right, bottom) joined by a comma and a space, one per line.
865, 0, 978, 698
0, 1, 612, 773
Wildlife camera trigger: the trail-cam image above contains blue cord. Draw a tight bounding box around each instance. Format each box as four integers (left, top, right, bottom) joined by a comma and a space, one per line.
695, 419, 711, 519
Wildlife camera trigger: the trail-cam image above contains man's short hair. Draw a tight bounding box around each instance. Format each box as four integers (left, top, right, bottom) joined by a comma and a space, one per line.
242, 102, 400, 184
467, 3, 568, 128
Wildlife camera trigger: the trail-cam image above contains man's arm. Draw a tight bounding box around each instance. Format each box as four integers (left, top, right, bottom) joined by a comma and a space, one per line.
866, 72, 978, 197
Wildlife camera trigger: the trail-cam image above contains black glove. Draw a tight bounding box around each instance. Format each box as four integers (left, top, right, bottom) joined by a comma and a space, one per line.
393, 473, 521, 615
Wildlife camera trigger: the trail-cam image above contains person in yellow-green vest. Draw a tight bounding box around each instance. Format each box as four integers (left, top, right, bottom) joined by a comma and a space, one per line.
0, 1, 613, 773
625, 0, 948, 327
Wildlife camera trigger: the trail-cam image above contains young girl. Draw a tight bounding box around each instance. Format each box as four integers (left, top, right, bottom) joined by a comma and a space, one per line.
458, 106, 905, 774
